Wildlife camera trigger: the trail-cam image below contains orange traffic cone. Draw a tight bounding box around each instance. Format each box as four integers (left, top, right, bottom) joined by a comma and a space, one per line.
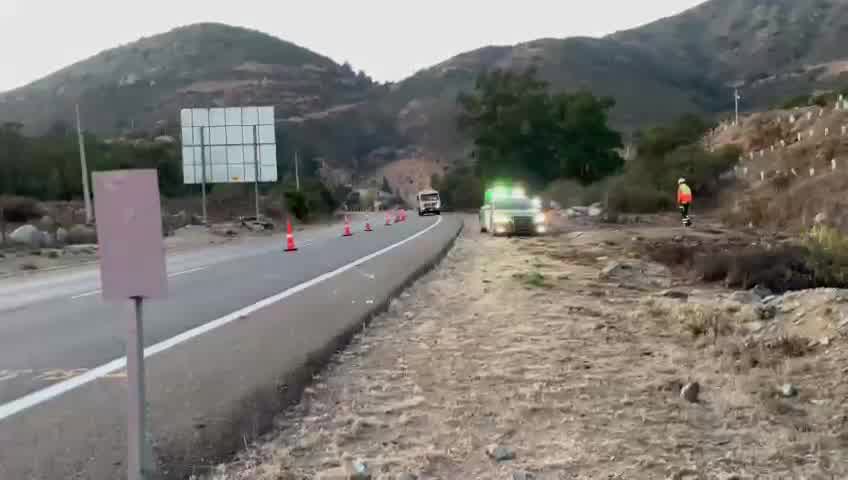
343, 215, 353, 237
385, 211, 392, 226
365, 218, 373, 232
284, 218, 298, 252
400, 209, 407, 222
394, 209, 401, 224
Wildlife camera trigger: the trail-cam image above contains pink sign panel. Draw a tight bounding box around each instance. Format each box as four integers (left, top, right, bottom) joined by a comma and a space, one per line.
93, 170, 167, 301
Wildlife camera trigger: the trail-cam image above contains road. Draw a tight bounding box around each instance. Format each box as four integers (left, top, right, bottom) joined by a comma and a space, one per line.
0, 213, 463, 479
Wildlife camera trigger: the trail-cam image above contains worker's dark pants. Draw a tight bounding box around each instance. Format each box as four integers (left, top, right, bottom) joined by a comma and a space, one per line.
680, 203, 690, 219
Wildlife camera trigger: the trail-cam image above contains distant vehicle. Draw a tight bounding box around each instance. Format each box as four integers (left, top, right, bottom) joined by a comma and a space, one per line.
417, 189, 441, 216
479, 186, 547, 236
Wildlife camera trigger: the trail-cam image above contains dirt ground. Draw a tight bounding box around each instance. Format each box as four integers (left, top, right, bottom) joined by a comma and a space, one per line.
207, 220, 848, 480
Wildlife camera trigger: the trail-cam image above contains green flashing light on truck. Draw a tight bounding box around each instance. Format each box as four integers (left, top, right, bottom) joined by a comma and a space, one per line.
479, 185, 547, 236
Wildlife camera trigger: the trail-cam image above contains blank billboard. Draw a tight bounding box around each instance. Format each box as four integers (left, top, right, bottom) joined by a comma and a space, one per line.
180, 106, 277, 184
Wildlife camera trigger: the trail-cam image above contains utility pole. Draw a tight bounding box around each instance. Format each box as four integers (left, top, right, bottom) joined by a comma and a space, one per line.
75, 104, 93, 224
294, 150, 300, 192
734, 88, 741, 126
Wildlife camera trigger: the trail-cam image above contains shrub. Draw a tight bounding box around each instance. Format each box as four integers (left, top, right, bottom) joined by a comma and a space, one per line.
607, 181, 674, 213
284, 191, 309, 221
803, 225, 848, 287
0, 196, 45, 222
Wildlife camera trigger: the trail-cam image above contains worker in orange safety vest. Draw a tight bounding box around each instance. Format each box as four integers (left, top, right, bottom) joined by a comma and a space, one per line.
677, 178, 692, 227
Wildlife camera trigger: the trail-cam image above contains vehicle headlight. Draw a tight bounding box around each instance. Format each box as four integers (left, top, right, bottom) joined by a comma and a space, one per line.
534, 212, 546, 224
493, 213, 510, 224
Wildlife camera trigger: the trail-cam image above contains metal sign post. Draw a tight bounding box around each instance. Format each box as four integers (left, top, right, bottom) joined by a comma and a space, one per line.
127, 296, 150, 480
92, 170, 168, 480
200, 128, 208, 224
253, 125, 261, 219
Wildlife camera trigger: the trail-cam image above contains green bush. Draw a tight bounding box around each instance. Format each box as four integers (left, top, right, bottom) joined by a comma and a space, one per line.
284, 191, 309, 221
598, 115, 739, 214
780, 94, 811, 109
803, 225, 848, 287
606, 180, 674, 213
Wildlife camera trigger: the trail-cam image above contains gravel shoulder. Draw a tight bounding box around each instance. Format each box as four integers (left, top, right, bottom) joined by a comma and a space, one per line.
207, 222, 848, 480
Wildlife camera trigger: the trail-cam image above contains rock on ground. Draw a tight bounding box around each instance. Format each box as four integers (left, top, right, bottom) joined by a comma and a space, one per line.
680, 381, 700, 403
9, 225, 44, 247
66, 224, 97, 245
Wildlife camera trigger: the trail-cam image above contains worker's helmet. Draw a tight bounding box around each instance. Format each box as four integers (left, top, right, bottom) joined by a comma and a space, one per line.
678, 178, 686, 185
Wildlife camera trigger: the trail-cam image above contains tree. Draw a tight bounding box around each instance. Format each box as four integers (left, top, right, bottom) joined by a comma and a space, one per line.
458, 68, 623, 187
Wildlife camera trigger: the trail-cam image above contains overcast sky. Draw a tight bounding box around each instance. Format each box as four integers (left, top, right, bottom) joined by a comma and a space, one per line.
0, 0, 705, 92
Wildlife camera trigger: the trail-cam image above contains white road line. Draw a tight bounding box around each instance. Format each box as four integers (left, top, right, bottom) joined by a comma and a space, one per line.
70, 267, 210, 299
167, 266, 208, 278
0, 216, 443, 422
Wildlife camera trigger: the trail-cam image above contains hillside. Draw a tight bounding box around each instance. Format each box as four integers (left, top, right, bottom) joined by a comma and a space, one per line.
386, 0, 848, 160
0, 23, 381, 137
612, 0, 848, 107
707, 100, 848, 232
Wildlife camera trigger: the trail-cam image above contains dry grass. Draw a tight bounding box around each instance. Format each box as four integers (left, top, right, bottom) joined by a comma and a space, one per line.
209, 223, 848, 480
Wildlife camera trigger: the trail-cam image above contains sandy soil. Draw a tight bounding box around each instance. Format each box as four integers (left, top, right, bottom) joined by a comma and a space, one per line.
207, 222, 848, 480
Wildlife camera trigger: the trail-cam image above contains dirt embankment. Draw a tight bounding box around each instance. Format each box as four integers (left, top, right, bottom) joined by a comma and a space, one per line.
207, 222, 848, 480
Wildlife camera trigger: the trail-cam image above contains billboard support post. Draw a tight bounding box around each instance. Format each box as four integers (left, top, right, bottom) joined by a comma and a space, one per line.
200, 127, 208, 224
253, 125, 260, 219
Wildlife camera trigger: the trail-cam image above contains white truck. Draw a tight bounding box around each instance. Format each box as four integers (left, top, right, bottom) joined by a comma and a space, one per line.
416, 189, 441, 216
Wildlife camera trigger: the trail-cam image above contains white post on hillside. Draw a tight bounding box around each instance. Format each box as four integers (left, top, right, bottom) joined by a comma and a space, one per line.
75, 104, 93, 224
734, 88, 741, 126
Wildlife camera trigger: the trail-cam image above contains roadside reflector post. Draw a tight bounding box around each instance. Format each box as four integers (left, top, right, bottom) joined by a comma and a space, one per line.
93, 170, 167, 480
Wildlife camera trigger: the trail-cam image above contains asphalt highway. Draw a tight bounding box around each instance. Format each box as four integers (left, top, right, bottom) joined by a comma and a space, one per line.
0, 213, 463, 479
